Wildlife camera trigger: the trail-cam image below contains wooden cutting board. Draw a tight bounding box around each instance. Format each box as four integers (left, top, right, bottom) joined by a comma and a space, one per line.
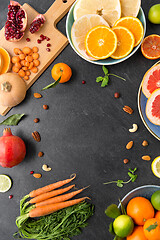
0, 0, 76, 116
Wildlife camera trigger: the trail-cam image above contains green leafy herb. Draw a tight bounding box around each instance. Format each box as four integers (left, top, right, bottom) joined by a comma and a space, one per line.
145, 222, 158, 232
103, 168, 138, 187
105, 204, 121, 219
96, 66, 126, 87
0, 114, 25, 126
41, 76, 61, 90
14, 202, 94, 240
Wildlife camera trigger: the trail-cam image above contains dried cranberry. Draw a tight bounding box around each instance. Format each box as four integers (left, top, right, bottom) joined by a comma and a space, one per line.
82, 80, 86, 84
46, 48, 51, 52
9, 195, 13, 199
30, 171, 34, 174
47, 43, 51, 47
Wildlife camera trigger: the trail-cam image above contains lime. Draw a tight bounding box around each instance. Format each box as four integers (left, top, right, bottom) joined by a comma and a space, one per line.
151, 156, 160, 178
151, 190, 160, 210
113, 214, 134, 238
0, 174, 12, 192
148, 4, 160, 24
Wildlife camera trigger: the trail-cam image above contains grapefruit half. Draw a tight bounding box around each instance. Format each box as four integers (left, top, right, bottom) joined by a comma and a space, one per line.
146, 88, 160, 125
142, 64, 160, 98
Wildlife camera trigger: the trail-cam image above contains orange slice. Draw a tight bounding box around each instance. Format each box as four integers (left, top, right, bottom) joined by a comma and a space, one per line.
114, 16, 144, 47
111, 26, 135, 59
141, 34, 160, 59
85, 25, 117, 59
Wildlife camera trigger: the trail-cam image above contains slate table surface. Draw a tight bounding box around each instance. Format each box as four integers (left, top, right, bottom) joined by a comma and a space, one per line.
0, 0, 160, 239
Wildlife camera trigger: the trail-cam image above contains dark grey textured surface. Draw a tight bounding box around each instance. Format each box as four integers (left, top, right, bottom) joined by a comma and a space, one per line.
0, 0, 160, 239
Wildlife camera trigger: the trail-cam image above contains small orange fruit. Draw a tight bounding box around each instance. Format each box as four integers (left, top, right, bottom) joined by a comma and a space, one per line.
111, 26, 135, 59
155, 211, 160, 221
127, 197, 155, 225
51, 63, 72, 83
127, 226, 147, 240
114, 16, 144, 47
143, 218, 160, 240
85, 25, 117, 59
141, 34, 160, 59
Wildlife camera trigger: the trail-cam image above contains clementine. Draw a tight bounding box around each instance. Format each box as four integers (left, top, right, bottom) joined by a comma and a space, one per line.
127, 197, 155, 225
143, 218, 160, 240
127, 226, 147, 240
51, 63, 72, 83
155, 211, 160, 221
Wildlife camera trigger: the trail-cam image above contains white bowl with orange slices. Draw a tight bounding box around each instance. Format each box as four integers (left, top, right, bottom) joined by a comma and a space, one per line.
66, 0, 146, 65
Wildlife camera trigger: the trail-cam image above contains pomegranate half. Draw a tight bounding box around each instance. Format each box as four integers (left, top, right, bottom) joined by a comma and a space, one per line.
0, 128, 26, 168
5, 1, 27, 42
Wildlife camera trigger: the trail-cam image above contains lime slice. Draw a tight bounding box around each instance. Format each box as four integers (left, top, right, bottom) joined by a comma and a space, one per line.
151, 156, 160, 178
0, 175, 12, 192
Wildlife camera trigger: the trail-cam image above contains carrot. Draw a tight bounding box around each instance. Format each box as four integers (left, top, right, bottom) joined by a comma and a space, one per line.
29, 174, 76, 198
29, 197, 89, 218
29, 184, 75, 204
35, 186, 89, 207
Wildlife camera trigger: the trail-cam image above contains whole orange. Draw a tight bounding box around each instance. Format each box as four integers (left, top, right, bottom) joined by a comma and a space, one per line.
143, 218, 160, 240
51, 63, 72, 83
155, 211, 160, 221
127, 226, 147, 240
127, 197, 155, 225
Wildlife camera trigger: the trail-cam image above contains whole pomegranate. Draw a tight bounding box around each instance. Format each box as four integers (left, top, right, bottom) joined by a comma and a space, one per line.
5, 1, 27, 41
0, 128, 26, 168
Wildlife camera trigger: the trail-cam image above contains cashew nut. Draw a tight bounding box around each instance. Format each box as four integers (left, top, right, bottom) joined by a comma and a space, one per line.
42, 164, 52, 172
129, 124, 138, 133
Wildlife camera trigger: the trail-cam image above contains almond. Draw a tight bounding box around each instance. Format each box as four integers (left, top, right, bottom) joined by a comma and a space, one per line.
32, 131, 41, 142
142, 140, 148, 147
34, 92, 42, 98
33, 173, 42, 178
142, 155, 151, 161
126, 141, 134, 150
123, 106, 133, 114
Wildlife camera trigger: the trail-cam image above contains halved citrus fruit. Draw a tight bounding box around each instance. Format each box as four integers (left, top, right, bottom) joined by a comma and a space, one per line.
0, 174, 12, 192
141, 35, 160, 59
120, 0, 141, 17
142, 64, 160, 98
146, 88, 160, 125
152, 156, 160, 178
73, 0, 121, 27
85, 25, 117, 59
114, 16, 144, 46
71, 14, 110, 60
111, 26, 135, 59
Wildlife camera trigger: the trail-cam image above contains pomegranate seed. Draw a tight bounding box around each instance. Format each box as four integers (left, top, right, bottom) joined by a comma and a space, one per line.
82, 80, 86, 84
26, 37, 30, 42
46, 48, 51, 52
40, 34, 45, 40
43, 35, 46, 39
37, 39, 41, 44
30, 171, 34, 174
46, 37, 50, 41
47, 43, 51, 47
114, 92, 120, 98
9, 195, 13, 199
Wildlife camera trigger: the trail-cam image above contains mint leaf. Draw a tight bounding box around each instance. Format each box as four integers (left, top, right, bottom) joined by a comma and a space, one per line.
105, 204, 121, 219
109, 222, 115, 235
102, 66, 108, 75
145, 222, 158, 232
101, 76, 109, 87
96, 76, 103, 82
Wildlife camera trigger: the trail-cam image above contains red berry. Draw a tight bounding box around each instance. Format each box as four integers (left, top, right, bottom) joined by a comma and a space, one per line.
47, 43, 51, 47
30, 171, 34, 174
26, 38, 30, 42
37, 39, 41, 44
114, 92, 120, 98
82, 80, 86, 84
46, 48, 51, 52
9, 195, 13, 199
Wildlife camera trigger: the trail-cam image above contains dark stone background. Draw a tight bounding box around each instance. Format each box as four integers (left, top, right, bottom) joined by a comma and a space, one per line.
0, 0, 160, 239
